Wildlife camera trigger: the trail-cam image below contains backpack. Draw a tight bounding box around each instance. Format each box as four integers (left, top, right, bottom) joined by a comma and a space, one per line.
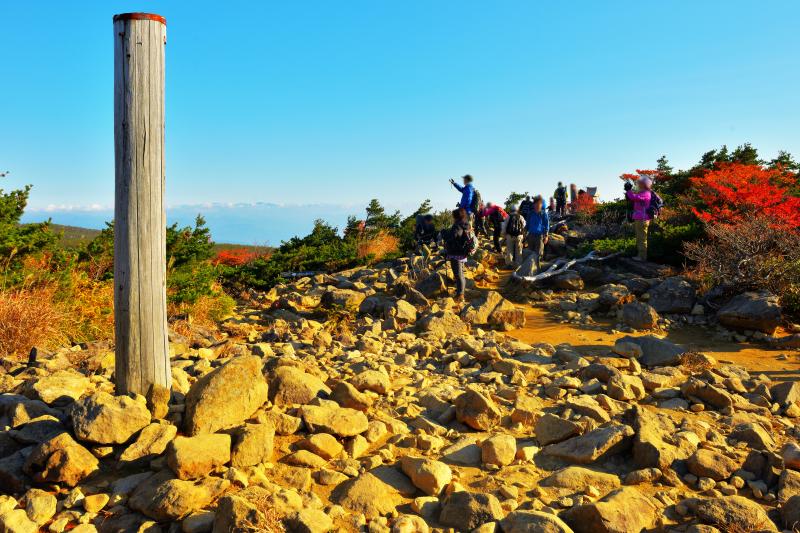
647, 191, 664, 219
555, 186, 567, 202
490, 208, 505, 227
470, 189, 482, 213
445, 223, 478, 256
506, 213, 524, 237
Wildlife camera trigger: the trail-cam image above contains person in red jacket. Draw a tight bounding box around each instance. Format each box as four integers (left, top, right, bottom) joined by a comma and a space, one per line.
482, 202, 508, 253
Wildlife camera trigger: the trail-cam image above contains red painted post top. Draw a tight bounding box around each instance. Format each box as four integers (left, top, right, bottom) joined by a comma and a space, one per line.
113, 13, 166, 25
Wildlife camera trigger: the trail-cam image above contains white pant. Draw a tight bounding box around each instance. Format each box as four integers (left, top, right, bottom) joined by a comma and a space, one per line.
505, 234, 524, 266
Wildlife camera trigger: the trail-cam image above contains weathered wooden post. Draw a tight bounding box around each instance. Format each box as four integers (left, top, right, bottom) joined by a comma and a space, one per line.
113, 13, 170, 396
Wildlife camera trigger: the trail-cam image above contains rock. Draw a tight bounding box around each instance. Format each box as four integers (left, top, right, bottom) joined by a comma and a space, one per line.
270, 366, 330, 406
771, 381, 800, 408
231, 423, 275, 468
129, 470, 229, 521
630, 406, 695, 469
535, 414, 581, 446
330, 381, 373, 411
563, 487, 658, 533
399, 456, 452, 496
648, 277, 696, 314
597, 284, 633, 309
300, 405, 369, 437
489, 300, 526, 331
70, 392, 151, 444
783, 442, 800, 471
416, 310, 469, 337
501, 510, 574, 533
284, 450, 327, 468
184, 356, 269, 436
687, 449, 739, 481
385, 299, 417, 323
455, 389, 501, 431
552, 270, 584, 291
730, 422, 774, 451
331, 472, 404, 519
461, 291, 503, 325
82, 493, 109, 513
717, 291, 782, 334
0, 509, 38, 533
543, 424, 634, 464
212, 494, 268, 532
167, 434, 231, 480
296, 433, 343, 460
618, 335, 685, 366
24, 488, 56, 524
611, 340, 642, 359
24, 433, 98, 487
119, 421, 177, 463
782, 495, 800, 530
695, 496, 777, 532
480, 434, 516, 467
621, 302, 659, 330
183, 511, 216, 533
607, 374, 645, 401
351, 370, 391, 395
28, 370, 90, 405
321, 288, 367, 310
288, 509, 333, 533
439, 491, 503, 531
540, 466, 621, 494
415, 272, 448, 298
779, 469, 800, 502
146, 383, 170, 419
681, 378, 733, 410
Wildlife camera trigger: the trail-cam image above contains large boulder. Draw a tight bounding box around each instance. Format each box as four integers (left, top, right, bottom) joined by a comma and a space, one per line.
622, 302, 659, 330
300, 405, 369, 437
400, 456, 452, 496
269, 366, 330, 406
597, 284, 634, 309
439, 491, 503, 531
695, 496, 777, 532
540, 466, 621, 495
630, 406, 696, 469
119, 421, 177, 463
461, 291, 503, 325
70, 392, 151, 444
535, 413, 581, 445
28, 370, 90, 405
543, 424, 634, 464
415, 272, 448, 298
184, 356, 268, 436
167, 434, 231, 480
321, 288, 366, 310
331, 471, 404, 519
230, 423, 275, 468
617, 335, 685, 366
23, 433, 98, 487
563, 487, 659, 533
687, 449, 740, 481
647, 277, 696, 314
416, 310, 469, 337
455, 389, 501, 431
489, 299, 526, 331
717, 291, 782, 334
552, 270, 584, 291
128, 470, 229, 521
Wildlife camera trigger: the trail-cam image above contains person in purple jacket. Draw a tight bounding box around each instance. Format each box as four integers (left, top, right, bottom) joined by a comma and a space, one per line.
625, 176, 653, 261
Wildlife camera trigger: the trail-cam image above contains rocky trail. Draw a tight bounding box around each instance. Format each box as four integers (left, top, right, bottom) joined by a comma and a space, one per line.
2, 233, 800, 533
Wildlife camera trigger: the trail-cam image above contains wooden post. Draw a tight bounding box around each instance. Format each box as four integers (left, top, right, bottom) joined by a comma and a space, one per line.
113, 13, 170, 396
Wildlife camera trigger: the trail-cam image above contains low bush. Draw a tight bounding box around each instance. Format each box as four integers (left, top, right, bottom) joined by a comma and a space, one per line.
0, 284, 65, 359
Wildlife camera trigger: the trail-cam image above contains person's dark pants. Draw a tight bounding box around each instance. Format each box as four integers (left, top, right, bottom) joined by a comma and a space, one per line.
492, 225, 502, 253
556, 200, 566, 216
475, 214, 487, 236
450, 259, 465, 297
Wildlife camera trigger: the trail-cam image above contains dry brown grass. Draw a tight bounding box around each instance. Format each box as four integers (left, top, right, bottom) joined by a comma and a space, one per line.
356, 230, 400, 261
0, 284, 66, 359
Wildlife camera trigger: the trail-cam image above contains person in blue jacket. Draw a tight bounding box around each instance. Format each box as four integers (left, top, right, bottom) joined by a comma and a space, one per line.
526, 195, 550, 273
449, 175, 475, 217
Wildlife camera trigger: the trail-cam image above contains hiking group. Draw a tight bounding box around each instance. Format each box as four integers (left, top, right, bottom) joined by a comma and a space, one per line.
414, 173, 662, 301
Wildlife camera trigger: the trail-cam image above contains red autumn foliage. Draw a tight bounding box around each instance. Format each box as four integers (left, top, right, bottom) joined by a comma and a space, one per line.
213, 248, 261, 266
690, 162, 800, 228
572, 193, 596, 215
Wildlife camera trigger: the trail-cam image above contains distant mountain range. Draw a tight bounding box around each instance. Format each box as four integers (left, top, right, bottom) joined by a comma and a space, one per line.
22, 202, 364, 246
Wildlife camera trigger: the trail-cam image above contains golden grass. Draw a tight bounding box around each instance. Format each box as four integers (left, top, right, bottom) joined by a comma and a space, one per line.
0, 284, 66, 359
356, 230, 400, 261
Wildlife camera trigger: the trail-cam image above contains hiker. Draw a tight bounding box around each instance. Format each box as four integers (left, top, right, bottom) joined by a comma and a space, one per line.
554, 182, 567, 217
625, 176, 654, 261
449, 174, 476, 222
569, 183, 578, 206
501, 205, 526, 267
519, 195, 534, 220
443, 208, 478, 302
414, 214, 437, 250
482, 202, 508, 253
526, 196, 550, 273
474, 194, 488, 237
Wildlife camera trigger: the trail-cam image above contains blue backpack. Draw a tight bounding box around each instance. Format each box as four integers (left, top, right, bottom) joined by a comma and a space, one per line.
647, 191, 664, 219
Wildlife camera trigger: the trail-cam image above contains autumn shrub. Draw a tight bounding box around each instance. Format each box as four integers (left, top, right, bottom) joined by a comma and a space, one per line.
213, 248, 263, 267
690, 162, 800, 228
0, 284, 65, 359
684, 216, 800, 314
356, 230, 400, 262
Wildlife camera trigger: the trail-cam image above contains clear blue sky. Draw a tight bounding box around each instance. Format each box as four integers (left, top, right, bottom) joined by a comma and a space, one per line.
2, 1, 799, 226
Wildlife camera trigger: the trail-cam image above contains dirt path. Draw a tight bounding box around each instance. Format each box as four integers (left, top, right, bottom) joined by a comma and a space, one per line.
480, 266, 800, 381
